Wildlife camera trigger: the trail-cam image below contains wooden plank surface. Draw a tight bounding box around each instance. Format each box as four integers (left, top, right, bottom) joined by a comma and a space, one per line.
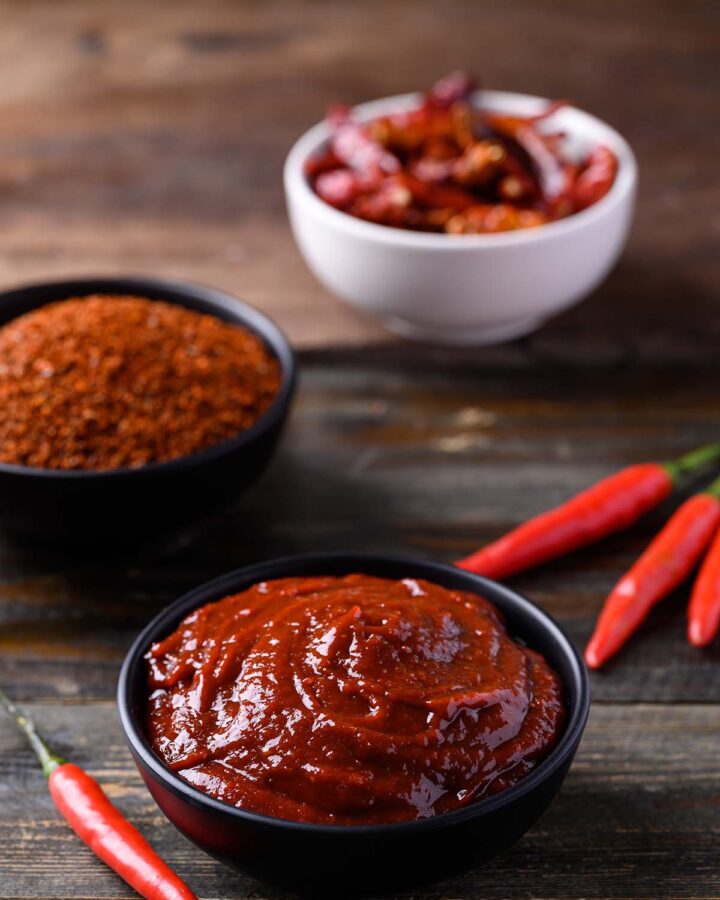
0, 0, 716, 358
2, 360, 720, 898
3, 702, 719, 900
0, 1, 719, 898
1, 363, 719, 705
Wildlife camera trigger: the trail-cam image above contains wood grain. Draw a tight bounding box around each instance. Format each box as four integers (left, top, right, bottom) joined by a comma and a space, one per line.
0, 2, 719, 898
1, 364, 719, 705
0, 0, 715, 358
2, 702, 719, 900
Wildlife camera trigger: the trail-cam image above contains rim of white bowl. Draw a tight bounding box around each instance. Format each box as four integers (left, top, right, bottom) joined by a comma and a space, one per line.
284, 89, 638, 249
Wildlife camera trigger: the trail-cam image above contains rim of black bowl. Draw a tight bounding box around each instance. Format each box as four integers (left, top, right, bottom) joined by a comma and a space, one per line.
118, 552, 591, 836
0, 276, 296, 479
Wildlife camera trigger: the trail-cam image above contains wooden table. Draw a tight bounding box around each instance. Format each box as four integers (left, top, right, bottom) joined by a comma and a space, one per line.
1, 2, 719, 898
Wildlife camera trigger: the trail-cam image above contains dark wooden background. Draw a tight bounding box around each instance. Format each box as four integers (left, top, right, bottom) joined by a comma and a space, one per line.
1, 2, 719, 898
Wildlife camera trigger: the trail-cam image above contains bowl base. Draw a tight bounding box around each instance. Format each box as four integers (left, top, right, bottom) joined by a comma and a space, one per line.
382, 314, 544, 346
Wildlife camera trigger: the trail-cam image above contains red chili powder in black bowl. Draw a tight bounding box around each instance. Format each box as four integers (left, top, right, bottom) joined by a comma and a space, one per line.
0, 295, 282, 471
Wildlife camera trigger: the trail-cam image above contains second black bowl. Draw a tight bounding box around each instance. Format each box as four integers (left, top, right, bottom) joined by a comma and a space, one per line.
118, 553, 590, 894
0, 277, 296, 544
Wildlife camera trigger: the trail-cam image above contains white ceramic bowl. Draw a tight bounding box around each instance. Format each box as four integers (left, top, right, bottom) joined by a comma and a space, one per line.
284, 90, 637, 346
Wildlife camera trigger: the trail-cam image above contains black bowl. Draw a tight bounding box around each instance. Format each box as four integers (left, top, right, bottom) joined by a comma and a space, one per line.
0, 277, 296, 544
118, 553, 590, 894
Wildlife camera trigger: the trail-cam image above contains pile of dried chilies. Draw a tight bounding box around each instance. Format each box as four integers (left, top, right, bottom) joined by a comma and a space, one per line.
306, 71, 618, 234
457, 444, 720, 668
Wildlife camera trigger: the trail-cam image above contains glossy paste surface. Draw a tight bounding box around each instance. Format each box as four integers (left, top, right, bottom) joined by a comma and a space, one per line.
146, 575, 565, 824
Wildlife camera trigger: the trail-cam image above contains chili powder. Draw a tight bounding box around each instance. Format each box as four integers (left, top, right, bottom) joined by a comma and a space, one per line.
0, 294, 281, 471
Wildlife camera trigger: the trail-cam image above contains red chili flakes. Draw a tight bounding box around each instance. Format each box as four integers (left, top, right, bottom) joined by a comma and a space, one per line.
0, 295, 282, 470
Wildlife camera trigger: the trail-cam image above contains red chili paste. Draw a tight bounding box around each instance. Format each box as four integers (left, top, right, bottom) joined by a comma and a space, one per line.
145, 575, 566, 824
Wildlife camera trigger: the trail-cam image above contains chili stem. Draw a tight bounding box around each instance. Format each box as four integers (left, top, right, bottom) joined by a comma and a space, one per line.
1, 689, 198, 900
0, 687, 65, 777
664, 443, 720, 482
703, 473, 720, 498
458, 443, 720, 582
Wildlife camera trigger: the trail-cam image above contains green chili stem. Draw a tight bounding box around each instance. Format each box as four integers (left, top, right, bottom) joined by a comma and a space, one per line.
703, 474, 720, 499
0, 687, 65, 777
663, 444, 720, 483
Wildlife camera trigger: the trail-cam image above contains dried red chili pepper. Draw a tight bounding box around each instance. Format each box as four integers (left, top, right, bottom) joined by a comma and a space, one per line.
447, 205, 548, 234
307, 74, 618, 234
573, 145, 619, 210
303, 147, 342, 179
410, 155, 456, 183
457, 444, 720, 581
402, 173, 478, 211
451, 140, 507, 187
314, 168, 368, 207
585, 486, 720, 669
0, 689, 197, 900
486, 117, 569, 206
425, 70, 476, 108
497, 172, 536, 203
348, 176, 414, 226
327, 104, 400, 178
484, 100, 570, 133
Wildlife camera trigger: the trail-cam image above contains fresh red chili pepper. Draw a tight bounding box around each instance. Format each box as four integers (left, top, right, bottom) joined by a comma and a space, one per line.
585, 487, 720, 669
0, 688, 197, 900
687, 490, 720, 647
456, 444, 720, 581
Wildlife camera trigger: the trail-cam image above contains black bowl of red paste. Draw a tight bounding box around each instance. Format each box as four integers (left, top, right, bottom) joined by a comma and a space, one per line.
0, 277, 295, 543
118, 553, 590, 894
